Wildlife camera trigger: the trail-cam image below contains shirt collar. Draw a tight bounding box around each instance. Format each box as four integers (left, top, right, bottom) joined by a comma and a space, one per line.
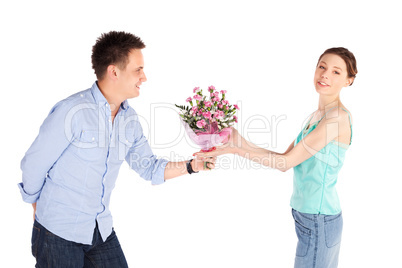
120, 99, 129, 110
90, 81, 130, 111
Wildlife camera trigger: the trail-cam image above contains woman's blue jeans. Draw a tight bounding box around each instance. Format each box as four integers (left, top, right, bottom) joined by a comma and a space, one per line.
31, 220, 128, 268
292, 209, 343, 268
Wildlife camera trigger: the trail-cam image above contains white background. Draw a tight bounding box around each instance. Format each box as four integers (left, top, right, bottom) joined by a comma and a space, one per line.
1, 0, 401, 267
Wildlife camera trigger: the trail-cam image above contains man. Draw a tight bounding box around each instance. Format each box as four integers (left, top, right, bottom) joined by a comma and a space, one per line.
18, 31, 214, 267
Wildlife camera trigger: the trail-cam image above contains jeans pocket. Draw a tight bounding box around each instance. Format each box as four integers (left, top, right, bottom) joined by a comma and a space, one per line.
31, 225, 40, 258
293, 218, 312, 257
324, 213, 343, 248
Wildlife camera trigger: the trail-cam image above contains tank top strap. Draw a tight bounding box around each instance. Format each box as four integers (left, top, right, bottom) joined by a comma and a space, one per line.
318, 106, 353, 145
339, 107, 353, 145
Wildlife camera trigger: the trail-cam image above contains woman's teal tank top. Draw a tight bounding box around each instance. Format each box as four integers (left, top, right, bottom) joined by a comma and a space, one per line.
290, 107, 352, 215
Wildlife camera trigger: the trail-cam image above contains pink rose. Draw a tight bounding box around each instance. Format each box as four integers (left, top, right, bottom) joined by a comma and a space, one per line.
208, 85, 216, 91
222, 100, 229, 105
196, 119, 206, 128
220, 90, 227, 94
186, 97, 192, 102
218, 104, 223, 109
204, 101, 212, 108
193, 87, 200, 93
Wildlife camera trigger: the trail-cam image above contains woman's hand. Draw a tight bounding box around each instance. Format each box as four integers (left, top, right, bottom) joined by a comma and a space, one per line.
194, 127, 243, 158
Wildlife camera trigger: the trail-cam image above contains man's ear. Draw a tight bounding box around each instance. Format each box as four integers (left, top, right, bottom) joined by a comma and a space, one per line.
106, 65, 118, 81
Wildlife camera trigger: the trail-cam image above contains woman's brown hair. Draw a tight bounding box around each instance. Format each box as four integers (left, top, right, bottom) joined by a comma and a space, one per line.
318, 47, 358, 86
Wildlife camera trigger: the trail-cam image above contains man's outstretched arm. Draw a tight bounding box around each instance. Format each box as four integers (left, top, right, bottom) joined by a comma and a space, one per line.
164, 156, 216, 180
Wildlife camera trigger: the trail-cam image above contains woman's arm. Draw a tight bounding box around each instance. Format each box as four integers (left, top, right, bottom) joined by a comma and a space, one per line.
196, 128, 288, 170
282, 140, 295, 155
282, 108, 350, 170
196, 108, 350, 172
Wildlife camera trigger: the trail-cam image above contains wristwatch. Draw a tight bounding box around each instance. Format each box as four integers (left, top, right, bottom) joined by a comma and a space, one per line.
186, 159, 199, 174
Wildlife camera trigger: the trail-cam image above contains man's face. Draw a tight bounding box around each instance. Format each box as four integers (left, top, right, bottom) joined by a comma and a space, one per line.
116, 49, 147, 99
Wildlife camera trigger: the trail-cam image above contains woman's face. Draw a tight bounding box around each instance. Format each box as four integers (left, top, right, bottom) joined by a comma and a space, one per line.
314, 53, 353, 96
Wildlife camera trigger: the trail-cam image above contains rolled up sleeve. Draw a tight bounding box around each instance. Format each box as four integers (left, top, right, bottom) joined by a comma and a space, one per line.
18, 182, 42, 203
125, 117, 168, 185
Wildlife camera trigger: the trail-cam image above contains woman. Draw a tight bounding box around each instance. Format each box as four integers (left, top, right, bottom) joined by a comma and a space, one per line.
196, 47, 357, 267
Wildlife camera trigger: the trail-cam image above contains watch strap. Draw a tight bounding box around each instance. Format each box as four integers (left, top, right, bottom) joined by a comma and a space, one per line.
187, 159, 198, 174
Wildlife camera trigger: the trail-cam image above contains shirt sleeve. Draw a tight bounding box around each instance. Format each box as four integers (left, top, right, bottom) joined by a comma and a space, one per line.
125, 116, 168, 185
19, 101, 75, 203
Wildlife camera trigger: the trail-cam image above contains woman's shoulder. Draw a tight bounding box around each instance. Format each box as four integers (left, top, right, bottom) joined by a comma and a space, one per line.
325, 106, 352, 125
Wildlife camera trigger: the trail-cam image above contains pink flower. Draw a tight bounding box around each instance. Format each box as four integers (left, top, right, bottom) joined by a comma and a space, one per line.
193, 87, 200, 93
202, 111, 212, 119
212, 96, 220, 102
208, 85, 216, 91
218, 104, 223, 109
204, 101, 212, 108
222, 100, 229, 105
193, 95, 202, 101
196, 119, 207, 128
220, 90, 227, 94
233, 104, 240, 110
191, 106, 198, 113
211, 91, 219, 97
233, 115, 238, 123
186, 97, 192, 102
214, 110, 224, 120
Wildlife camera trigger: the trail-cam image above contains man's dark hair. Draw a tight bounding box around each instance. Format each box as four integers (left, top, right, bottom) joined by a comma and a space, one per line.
91, 31, 146, 80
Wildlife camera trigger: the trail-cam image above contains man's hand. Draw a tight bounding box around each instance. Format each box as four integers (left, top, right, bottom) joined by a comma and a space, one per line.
192, 155, 216, 172
164, 157, 217, 180
32, 203, 36, 221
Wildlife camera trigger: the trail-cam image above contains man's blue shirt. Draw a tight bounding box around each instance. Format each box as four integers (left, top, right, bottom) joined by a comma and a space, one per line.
18, 82, 168, 244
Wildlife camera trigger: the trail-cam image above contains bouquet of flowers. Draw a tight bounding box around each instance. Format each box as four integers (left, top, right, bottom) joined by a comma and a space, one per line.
175, 86, 239, 153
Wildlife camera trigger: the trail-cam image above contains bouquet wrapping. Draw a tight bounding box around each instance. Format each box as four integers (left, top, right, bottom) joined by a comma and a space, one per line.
176, 86, 239, 153
182, 120, 232, 151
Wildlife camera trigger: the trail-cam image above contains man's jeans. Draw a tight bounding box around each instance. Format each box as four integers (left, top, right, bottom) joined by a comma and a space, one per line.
31, 220, 128, 268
